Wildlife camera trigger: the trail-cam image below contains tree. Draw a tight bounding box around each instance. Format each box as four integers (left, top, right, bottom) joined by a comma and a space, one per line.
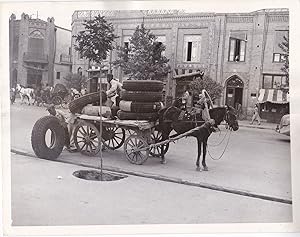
189, 75, 223, 102
114, 24, 170, 80
73, 15, 118, 64
64, 73, 87, 91
279, 32, 289, 92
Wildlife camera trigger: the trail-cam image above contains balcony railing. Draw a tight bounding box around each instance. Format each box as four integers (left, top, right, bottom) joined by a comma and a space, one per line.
60, 54, 72, 64
23, 52, 48, 64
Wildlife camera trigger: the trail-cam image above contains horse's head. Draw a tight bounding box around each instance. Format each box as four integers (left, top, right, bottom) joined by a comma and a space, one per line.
16, 84, 21, 92
224, 105, 239, 131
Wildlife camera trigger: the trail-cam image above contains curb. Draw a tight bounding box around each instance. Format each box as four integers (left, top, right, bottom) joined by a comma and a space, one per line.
11, 148, 292, 205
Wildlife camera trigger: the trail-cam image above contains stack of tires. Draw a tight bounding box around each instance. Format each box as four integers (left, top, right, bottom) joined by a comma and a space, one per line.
118, 80, 164, 121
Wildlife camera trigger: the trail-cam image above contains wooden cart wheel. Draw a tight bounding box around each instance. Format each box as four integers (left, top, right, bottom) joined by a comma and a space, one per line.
149, 130, 169, 157
73, 121, 102, 156
124, 134, 149, 165
102, 126, 125, 150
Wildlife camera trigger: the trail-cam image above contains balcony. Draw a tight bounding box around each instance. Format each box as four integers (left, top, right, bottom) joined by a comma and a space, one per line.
60, 54, 72, 65
23, 52, 48, 64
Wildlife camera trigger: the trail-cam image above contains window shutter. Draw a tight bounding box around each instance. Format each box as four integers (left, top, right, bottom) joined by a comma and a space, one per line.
183, 37, 188, 61
239, 40, 246, 61
229, 39, 235, 61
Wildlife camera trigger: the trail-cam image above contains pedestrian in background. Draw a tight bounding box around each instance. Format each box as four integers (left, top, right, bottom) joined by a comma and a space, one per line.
250, 104, 261, 125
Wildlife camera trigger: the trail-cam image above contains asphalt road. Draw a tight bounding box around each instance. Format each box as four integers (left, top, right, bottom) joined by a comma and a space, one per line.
8, 101, 293, 225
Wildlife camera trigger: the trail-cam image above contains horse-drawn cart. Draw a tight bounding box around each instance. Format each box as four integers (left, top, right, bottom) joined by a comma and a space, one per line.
73, 114, 168, 165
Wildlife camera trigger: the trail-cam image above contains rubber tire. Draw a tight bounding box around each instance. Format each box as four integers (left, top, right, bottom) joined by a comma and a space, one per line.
117, 111, 158, 121
120, 91, 163, 102
122, 80, 164, 92
119, 100, 164, 113
31, 115, 65, 160
68, 91, 107, 114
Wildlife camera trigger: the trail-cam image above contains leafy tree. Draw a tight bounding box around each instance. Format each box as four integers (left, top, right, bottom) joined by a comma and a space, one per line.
279, 32, 289, 92
64, 73, 87, 91
189, 75, 223, 102
73, 15, 118, 64
114, 24, 170, 80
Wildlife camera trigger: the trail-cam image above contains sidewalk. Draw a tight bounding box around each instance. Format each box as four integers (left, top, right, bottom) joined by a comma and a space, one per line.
9, 152, 292, 227
237, 119, 277, 130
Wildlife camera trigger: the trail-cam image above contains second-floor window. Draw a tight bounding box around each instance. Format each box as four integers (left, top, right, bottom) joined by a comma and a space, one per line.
273, 53, 286, 63
183, 35, 201, 62
228, 37, 246, 62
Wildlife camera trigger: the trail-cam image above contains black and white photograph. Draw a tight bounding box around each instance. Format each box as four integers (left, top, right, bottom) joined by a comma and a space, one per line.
1, 0, 300, 236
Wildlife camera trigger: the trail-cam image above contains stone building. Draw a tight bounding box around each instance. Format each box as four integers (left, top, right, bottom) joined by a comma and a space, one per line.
9, 13, 72, 89
71, 9, 289, 121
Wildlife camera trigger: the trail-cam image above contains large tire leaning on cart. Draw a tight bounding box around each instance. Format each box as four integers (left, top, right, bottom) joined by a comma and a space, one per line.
124, 134, 149, 165
120, 91, 163, 102
68, 91, 107, 114
149, 129, 169, 158
102, 126, 126, 150
117, 110, 158, 121
119, 100, 164, 113
31, 115, 66, 160
73, 120, 102, 156
122, 80, 164, 92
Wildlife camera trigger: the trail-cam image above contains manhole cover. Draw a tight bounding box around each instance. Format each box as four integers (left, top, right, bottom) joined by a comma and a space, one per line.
73, 170, 127, 181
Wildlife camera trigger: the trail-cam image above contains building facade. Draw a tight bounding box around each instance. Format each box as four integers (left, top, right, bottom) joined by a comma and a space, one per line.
71, 9, 289, 120
9, 13, 72, 89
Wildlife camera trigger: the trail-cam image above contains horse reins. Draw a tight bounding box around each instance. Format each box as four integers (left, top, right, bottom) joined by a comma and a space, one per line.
207, 110, 233, 160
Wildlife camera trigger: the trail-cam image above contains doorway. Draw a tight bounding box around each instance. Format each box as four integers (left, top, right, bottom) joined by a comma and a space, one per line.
225, 76, 244, 108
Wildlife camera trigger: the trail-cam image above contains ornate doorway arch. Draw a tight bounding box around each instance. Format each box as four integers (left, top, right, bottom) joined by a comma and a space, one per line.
225, 75, 244, 108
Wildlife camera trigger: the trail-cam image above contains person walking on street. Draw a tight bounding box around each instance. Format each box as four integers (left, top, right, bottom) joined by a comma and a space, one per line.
250, 104, 261, 125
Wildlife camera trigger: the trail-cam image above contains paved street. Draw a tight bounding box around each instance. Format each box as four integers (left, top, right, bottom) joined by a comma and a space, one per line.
11, 152, 292, 225
9, 100, 293, 225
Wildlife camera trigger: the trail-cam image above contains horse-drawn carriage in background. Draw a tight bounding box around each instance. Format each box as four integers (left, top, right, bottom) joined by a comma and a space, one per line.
31, 77, 239, 171
34, 83, 70, 108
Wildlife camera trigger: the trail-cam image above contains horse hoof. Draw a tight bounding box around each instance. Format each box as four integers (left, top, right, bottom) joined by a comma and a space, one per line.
203, 166, 209, 171
160, 160, 167, 164
196, 167, 201, 171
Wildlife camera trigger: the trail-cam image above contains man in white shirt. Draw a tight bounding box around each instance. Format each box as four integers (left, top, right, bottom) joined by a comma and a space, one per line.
106, 74, 122, 107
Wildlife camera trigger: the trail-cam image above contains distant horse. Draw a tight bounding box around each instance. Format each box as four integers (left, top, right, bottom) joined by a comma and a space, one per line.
157, 105, 239, 171
16, 84, 34, 105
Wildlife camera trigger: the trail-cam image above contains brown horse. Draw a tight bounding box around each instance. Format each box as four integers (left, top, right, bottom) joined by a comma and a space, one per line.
157, 105, 239, 171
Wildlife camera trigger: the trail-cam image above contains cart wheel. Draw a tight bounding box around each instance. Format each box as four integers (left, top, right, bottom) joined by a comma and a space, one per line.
52, 96, 63, 106
149, 130, 169, 157
124, 135, 149, 165
102, 126, 125, 150
73, 121, 102, 156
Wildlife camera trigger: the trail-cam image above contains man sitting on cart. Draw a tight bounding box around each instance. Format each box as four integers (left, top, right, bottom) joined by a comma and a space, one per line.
106, 74, 123, 118
106, 74, 122, 106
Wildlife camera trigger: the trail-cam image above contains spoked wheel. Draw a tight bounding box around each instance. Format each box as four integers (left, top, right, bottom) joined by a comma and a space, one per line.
124, 135, 149, 165
102, 126, 125, 150
73, 121, 102, 156
149, 130, 169, 157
